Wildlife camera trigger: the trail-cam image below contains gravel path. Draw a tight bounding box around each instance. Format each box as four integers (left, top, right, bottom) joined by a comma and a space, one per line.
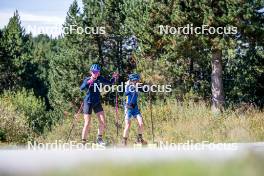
1, 142, 264, 175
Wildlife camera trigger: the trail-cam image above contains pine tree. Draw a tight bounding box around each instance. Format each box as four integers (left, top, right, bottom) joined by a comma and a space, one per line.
31, 34, 57, 109
122, 0, 193, 100
63, 0, 83, 49
122, 0, 264, 112
1, 10, 27, 90
224, 2, 264, 107
82, 0, 106, 65
182, 0, 264, 113
48, 0, 93, 117
0, 29, 7, 91
104, 0, 139, 75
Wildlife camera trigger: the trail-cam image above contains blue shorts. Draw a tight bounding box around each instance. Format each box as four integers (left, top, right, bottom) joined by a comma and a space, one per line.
124, 106, 142, 120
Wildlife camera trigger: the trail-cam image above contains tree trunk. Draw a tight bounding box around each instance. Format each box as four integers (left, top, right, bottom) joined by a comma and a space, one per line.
188, 57, 193, 76
211, 48, 224, 114
96, 35, 104, 66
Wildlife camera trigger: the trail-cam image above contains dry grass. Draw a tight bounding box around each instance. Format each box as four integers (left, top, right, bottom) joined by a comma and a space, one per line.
39, 100, 264, 144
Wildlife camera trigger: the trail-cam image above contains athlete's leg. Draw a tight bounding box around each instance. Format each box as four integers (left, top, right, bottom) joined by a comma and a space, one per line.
136, 114, 144, 135
136, 114, 147, 144
96, 110, 106, 136
82, 102, 93, 142
123, 119, 132, 138
82, 114, 92, 141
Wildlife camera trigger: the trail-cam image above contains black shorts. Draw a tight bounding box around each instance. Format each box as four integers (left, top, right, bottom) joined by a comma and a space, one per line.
83, 102, 103, 115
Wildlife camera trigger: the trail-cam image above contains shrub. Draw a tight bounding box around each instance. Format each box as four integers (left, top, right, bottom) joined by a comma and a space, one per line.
0, 89, 48, 143
0, 100, 30, 143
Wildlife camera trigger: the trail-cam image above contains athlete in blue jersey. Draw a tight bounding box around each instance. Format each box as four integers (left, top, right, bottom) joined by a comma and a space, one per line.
122, 73, 147, 146
80, 64, 119, 145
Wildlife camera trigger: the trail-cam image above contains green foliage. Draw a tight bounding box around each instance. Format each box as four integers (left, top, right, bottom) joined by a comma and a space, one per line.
0, 100, 29, 143
48, 48, 88, 114
0, 10, 26, 90
0, 1, 264, 144
0, 11, 55, 110
122, 0, 264, 106
1, 89, 48, 135
224, 46, 264, 107
31, 34, 57, 109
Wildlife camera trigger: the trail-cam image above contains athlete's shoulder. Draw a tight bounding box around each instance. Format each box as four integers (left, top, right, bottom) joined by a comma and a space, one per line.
98, 75, 109, 81
97, 75, 103, 79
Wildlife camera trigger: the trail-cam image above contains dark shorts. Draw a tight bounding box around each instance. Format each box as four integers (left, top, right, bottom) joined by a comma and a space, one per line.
83, 102, 103, 115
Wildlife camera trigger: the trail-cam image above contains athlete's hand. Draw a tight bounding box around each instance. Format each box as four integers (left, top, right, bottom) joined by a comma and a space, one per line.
87, 78, 94, 85
112, 72, 119, 80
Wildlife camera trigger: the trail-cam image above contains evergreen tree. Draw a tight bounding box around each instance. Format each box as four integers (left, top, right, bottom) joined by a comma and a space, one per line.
48, 0, 93, 118
31, 34, 57, 109
224, 2, 264, 107
122, 0, 264, 112
0, 29, 7, 91
63, 0, 84, 49
1, 10, 27, 90
100, 0, 140, 76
